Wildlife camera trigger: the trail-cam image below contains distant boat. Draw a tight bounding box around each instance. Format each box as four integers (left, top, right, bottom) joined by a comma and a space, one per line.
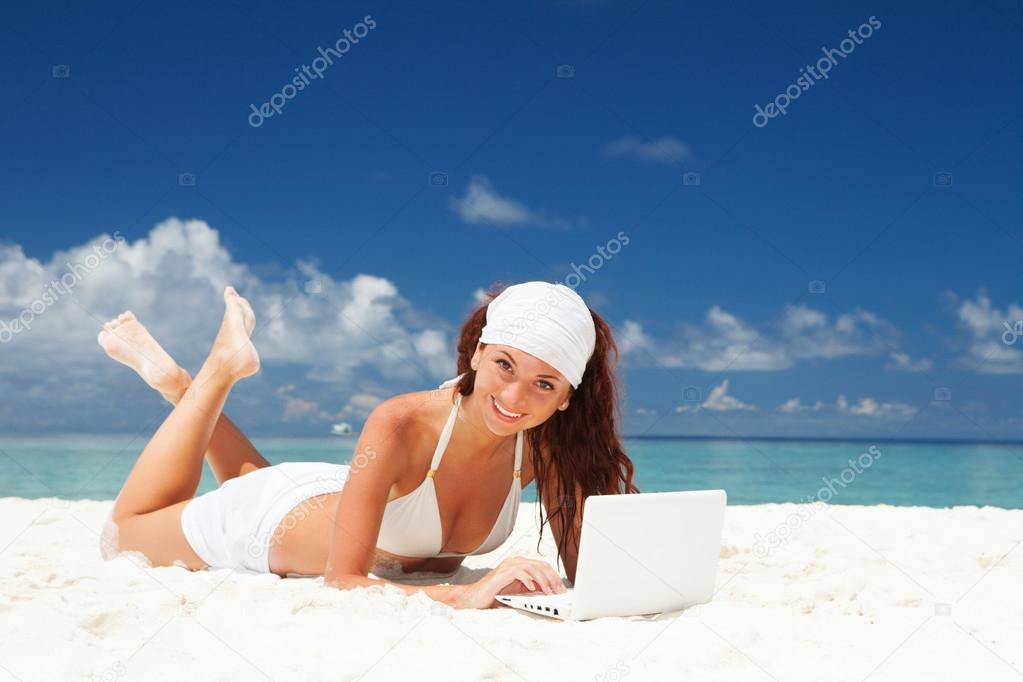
331, 422, 354, 436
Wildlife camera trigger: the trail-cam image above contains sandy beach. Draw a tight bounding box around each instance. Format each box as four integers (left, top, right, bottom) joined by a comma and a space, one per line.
1, 498, 1020, 681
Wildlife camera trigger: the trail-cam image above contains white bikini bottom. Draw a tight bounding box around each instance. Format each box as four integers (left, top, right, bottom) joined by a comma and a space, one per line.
180, 461, 349, 574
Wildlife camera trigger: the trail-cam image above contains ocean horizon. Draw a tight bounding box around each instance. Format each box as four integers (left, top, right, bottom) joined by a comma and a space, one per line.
2, 434, 1020, 509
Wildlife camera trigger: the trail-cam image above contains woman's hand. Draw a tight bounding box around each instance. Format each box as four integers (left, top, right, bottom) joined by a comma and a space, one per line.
455, 556, 568, 610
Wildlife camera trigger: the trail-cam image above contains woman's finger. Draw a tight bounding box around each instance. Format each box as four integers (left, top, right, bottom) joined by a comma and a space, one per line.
534, 562, 564, 593
513, 560, 556, 594
522, 566, 555, 594
500, 557, 565, 594
548, 567, 566, 592
516, 570, 537, 591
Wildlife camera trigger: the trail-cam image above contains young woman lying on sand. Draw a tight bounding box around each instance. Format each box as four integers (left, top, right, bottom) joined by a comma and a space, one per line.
97, 280, 638, 610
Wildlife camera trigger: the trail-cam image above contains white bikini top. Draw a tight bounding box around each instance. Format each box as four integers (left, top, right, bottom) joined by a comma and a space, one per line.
375, 376, 523, 558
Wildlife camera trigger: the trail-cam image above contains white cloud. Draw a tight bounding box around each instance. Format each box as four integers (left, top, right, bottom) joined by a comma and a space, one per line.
702, 379, 756, 411
885, 351, 934, 372
602, 135, 691, 164
450, 175, 530, 224
774, 395, 913, 419
675, 379, 756, 413
413, 328, 455, 379
776, 398, 824, 414
618, 320, 653, 356
953, 289, 1023, 374
334, 392, 384, 421
836, 394, 916, 419
275, 384, 321, 421
0, 218, 455, 427
449, 175, 574, 229
274, 383, 386, 424
622, 303, 900, 371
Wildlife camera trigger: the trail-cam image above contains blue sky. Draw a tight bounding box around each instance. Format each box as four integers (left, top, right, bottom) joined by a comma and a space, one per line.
1, 0, 1022, 439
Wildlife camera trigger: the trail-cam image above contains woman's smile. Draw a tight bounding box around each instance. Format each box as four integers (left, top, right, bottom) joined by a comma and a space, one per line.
491, 395, 526, 422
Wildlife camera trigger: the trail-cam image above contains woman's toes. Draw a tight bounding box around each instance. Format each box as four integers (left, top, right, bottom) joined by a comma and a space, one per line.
239, 300, 256, 335
238, 295, 254, 316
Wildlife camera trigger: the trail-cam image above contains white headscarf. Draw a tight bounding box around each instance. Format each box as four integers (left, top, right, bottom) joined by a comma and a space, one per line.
438, 281, 596, 390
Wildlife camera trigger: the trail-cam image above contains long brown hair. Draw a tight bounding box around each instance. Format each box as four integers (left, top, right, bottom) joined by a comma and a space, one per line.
449, 280, 640, 575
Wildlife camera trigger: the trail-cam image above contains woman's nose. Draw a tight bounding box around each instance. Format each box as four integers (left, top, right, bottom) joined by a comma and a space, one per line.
500, 385, 527, 411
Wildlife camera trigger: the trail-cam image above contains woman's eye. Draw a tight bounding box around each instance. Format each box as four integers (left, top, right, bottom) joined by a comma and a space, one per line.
496, 359, 552, 390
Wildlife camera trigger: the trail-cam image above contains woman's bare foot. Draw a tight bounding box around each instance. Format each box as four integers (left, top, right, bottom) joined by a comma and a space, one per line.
97, 312, 190, 402
206, 286, 260, 381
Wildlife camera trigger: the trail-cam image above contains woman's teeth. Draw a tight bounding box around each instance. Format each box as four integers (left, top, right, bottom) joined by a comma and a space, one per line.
492, 396, 523, 420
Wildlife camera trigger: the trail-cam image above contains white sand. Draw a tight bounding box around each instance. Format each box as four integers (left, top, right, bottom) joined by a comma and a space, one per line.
1, 498, 1020, 681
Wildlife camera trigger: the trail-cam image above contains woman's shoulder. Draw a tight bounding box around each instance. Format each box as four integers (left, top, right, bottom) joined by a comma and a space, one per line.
370, 384, 451, 419
368, 386, 455, 454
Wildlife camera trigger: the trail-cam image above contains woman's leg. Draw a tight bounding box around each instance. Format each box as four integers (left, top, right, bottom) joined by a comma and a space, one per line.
108, 287, 260, 567
98, 310, 271, 485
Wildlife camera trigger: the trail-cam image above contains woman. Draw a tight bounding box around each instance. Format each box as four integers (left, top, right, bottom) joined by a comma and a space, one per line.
98, 280, 639, 610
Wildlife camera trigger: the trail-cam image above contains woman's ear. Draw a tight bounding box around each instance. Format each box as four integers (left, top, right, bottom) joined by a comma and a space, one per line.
558, 391, 571, 411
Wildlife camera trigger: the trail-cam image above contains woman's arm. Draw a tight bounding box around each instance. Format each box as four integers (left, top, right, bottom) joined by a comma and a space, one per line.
325, 573, 467, 608
322, 397, 467, 607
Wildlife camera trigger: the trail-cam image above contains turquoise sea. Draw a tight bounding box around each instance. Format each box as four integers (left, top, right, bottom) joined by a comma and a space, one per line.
1, 435, 1020, 508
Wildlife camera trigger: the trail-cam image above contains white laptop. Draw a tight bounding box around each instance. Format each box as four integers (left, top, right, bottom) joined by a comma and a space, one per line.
496, 489, 727, 621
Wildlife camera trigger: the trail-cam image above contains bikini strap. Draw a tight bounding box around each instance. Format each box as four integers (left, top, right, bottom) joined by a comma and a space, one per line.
427, 392, 462, 477
513, 429, 523, 480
